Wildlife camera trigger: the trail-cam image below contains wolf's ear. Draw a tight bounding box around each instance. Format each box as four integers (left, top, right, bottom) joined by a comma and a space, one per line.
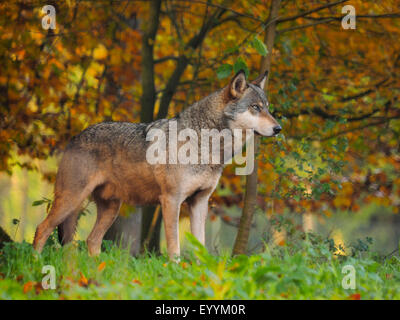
252, 71, 268, 89
229, 70, 247, 99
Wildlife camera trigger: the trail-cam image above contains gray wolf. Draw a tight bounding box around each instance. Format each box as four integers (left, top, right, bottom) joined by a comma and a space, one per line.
33, 70, 281, 259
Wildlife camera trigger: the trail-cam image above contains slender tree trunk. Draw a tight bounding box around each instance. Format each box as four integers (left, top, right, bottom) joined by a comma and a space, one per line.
233, 0, 281, 256
139, 0, 163, 253
104, 208, 142, 256
140, 205, 162, 253
0, 226, 12, 249
140, 0, 162, 123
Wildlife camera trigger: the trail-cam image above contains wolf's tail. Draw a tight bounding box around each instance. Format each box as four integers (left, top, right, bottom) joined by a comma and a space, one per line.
58, 210, 80, 245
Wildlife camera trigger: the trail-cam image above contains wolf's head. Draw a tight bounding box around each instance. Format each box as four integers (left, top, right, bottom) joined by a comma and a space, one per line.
223, 70, 281, 137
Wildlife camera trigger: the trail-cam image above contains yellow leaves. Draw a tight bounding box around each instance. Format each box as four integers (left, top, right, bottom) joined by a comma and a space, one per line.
333, 196, 351, 209
86, 61, 104, 87
87, 61, 104, 76
109, 51, 120, 66
332, 230, 347, 256
93, 44, 108, 60
208, 260, 231, 300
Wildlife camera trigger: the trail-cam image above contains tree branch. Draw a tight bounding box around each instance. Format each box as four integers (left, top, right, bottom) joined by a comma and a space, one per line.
154, 56, 180, 64
140, 0, 162, 123
278, 18, 336, 34
156, 5, 227, 119
304, 13, 400, 21
277, 0, 349, 24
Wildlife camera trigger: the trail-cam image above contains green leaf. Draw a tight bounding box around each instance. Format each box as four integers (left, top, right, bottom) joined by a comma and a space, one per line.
216, 63, 233, 79
251, 36, 268, 56
32, 200, 46, 206
233, 57, 249, 78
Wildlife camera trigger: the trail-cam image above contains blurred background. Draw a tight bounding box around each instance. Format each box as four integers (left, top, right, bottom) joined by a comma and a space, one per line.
0, 0, 399, 256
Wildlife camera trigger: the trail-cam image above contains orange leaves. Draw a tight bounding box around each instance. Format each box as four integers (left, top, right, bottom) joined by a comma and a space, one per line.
23, 281, 35, 294
78, 272, 88, 287
278, 240, 286, 247
132, 279, 142, 285
347, 293, 361, 300
77, 272, 100, 288
22, 281, 43, 295
97, 262, 106, 272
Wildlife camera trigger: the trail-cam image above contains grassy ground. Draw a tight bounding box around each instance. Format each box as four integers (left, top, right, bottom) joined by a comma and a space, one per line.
0, 232, 399, 300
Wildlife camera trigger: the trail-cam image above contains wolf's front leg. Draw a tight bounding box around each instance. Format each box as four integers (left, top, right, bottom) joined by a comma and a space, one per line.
188, 189, 212, 246
160, 194, 182, 261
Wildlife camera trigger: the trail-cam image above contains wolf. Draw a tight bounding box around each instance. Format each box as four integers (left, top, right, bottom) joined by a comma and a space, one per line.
33, 70, 281, 259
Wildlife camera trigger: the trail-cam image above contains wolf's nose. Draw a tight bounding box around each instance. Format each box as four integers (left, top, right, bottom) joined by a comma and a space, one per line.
273, 125, 282, 134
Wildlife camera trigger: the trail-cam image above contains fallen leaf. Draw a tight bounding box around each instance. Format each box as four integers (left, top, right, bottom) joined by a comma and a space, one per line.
34, 282, 43, 295
78, 272, 88, 287
348, 293, 361, 300
23, 281, 35, 294
132, 279, 142, 285
98, 262, 106, 271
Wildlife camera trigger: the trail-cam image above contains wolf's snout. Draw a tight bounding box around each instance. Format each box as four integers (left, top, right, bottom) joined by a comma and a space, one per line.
273, 125, 282, 135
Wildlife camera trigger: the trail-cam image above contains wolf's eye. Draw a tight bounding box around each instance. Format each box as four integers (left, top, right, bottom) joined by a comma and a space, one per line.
251, 104, 261, 112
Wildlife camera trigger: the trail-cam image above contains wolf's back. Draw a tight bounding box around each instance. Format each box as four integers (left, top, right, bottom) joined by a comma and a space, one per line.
66, 121, 148, 150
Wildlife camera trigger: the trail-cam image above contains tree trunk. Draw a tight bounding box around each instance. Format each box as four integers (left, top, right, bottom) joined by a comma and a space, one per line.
233, 0, 281, 256
106, 0, 162, 255
0, 226, 12, 249
138, 0, 163, 253
104, 208, 142, 256
140, 205, 162, 253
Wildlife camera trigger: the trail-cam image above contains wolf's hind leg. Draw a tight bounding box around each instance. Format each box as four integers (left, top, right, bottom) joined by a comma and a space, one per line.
33, 192, 87, 253
58, 209, 80, 245
87, 199, 121, 256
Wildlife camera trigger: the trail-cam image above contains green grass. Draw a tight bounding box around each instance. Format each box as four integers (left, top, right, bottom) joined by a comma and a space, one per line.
0, 232, 399, 300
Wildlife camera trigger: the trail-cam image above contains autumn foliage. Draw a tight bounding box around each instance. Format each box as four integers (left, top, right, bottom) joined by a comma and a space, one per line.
0, 0, 399, 220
